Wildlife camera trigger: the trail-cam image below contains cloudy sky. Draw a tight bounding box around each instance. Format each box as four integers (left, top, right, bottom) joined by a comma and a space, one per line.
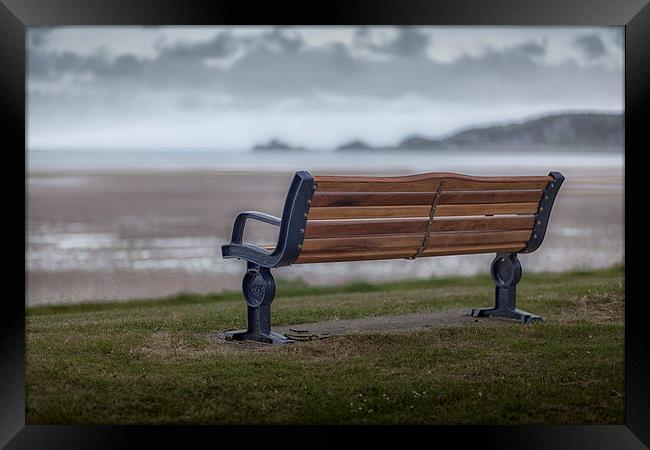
28, 26, 623, 151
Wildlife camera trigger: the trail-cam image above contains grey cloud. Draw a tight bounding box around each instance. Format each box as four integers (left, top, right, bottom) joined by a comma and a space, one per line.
453, 41, 545, 77
29, 28, 303, 84
107, 54, 143, 77
611, 29, 623, 48
159, 31, 241, 59
29, 50, 97, 78
265, 27, 304, 53
517, 40, 546, 57
28, 29, 621, 113
157, 27, 302, 61
382, 28, 430, 57
29, 49, 144, 79
175, 95, 207, 110
574, 33, 607, 59
28, 28, 53, 48
354, 27, 431, 58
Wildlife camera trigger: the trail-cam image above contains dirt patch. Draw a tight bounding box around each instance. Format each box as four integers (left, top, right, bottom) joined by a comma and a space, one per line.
274, 309, 516, 337
209, 309, 519, 346
141, 331, 262, 357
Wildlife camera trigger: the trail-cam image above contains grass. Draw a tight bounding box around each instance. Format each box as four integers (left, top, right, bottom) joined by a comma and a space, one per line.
26, 265, 624, 424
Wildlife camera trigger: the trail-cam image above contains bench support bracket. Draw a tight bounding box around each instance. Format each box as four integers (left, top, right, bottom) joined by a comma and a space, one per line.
224, 263, 293, 344
470, 252, 542, 324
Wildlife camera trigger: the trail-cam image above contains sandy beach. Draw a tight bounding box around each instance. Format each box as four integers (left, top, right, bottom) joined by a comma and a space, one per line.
27, 163, 624, 305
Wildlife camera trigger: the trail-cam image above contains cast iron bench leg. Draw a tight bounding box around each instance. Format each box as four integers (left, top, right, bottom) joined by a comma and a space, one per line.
224, 263, 293, 344
470, 252, 543, 324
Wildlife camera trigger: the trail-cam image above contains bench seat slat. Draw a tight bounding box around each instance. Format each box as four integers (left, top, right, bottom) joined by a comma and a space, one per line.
303, 216, 536, 239
314, 173, 551, 192
311, 190, 543, 207
307, 203, 540, 220
294, 242, 527, 264
299, 230, 532, 253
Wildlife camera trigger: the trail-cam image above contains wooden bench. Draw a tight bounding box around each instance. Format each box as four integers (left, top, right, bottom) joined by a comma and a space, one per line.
221, 171, 564, 344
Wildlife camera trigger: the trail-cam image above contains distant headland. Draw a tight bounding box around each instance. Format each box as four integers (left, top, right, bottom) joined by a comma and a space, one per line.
252, 139, 304, 152
250, 112, 623, 152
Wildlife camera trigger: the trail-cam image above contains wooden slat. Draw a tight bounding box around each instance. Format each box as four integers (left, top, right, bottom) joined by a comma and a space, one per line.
421, 242, 527, 257
311, 189, 543, 207
432, 216, 534, 232
305, 217, 427, 238
302, 234, 422, 252
308, 205, 430, 219
294, 242, 527, 264
314, 173, 551, 192
443, 179, 548, 191
436, 203, 539, 217
303, 216, 535, 239
314, 178, 441, 192
307, 202, 539, 219
427, 230, 531, 248
296, 248, 415, 263
441, 190, 543, 205
300, 230, 532, 253
311, 191, 434, 207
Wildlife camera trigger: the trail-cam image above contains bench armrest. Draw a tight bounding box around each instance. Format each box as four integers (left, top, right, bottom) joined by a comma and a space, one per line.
221, 171, 315, 268
229, 210, 281, 245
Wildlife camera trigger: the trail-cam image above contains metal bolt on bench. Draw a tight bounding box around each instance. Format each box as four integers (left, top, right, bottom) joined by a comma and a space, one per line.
221, 170, 564, 343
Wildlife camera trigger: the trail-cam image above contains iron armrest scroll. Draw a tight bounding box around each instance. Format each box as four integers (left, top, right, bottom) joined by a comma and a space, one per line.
229, 210, 281, 245
520, 171, 565, 253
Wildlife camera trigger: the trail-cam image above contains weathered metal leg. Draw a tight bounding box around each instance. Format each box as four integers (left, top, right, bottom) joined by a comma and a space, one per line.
470, 253, 542, 324
224, 263, 293, 344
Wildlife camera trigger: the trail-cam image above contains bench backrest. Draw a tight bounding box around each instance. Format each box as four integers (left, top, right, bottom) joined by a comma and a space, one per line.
293, 172, 563, 264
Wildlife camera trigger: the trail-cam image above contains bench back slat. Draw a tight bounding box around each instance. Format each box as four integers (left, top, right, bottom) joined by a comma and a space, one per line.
313, 173, 551, 192
311, 189, 542, 207
300, 229, 532, 253
303, 216, 535, 239
308, 202, 540, 220
295, 242, 527, 264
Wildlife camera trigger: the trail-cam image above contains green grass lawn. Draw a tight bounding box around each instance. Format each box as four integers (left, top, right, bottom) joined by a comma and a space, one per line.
26, 265, 624, 425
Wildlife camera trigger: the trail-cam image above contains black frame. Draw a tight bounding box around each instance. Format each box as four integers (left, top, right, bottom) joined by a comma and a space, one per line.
3, 0, 648, 447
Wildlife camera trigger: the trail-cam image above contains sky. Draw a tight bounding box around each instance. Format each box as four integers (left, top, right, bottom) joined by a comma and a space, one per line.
27, 26, 624, 151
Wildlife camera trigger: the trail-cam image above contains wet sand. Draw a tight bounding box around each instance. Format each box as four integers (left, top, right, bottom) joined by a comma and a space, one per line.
27, 167, 623, 305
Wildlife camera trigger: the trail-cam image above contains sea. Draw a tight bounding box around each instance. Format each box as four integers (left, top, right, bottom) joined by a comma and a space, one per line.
26, 149, 624, 305
28, 148, 623, 173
